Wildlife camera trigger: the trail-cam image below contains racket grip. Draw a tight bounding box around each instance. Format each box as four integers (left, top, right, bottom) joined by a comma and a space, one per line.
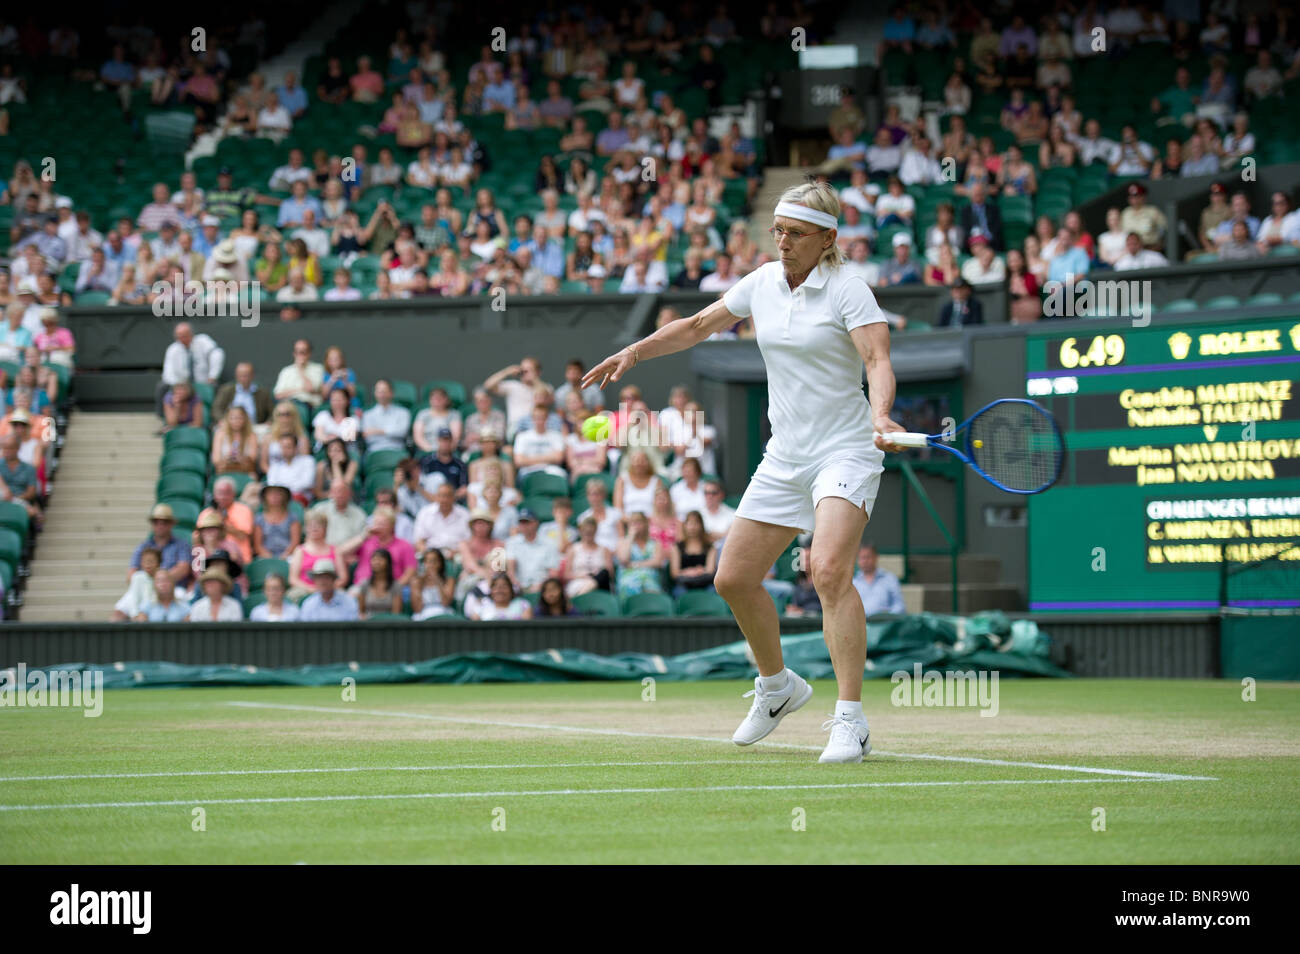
888, 432, 930, 448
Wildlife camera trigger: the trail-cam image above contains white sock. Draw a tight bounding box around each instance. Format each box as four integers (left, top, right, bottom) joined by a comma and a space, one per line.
760, 669, 790, 692
836, 700, 864, 723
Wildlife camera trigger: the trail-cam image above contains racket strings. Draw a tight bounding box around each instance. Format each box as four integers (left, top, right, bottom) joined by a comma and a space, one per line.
969, 403, 1063, 492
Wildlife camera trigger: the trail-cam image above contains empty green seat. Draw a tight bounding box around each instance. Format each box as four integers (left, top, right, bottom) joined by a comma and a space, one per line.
675, 590, 733, 617
572, 589, 620, 617
621, 592, 675, 617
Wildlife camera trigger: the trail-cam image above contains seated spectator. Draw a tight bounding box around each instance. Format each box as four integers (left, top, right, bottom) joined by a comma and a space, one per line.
1114, 233, 1170, 270
578, 478, 623, 553
874, 177, 915, 228
211, 405, 260, 477
700, 479, 735, 543
998, 145, 1037, 197
1120, 183, 1167, 249
350, 56, 384, 103
1098, 207, 1129, 265
249, 573, 301, 622
534, 577, 576, 617
506, 507, 562, 593
924, 243, 960, 287
267, 434, 317, 505
665, 504, 716, 598
539, 495, 578, 553
361, 379, 411, 454
313, 387, 360, 451
615, 510, 665, 600
254, 484, 302, 560
355, 508, 417, 591
1222, 113, 1256, 165
130, 502, 191, 591
614, 450, 663, 517
842, 239, 880, 286
1180, 136, 1220, 177
1256, 193, 1300, 252
198, 477, 255, 566
355, 548, 403, 617
408, 549, 456, 619
563, 516, 614, 598
288, 512, 346, 600
470, 572, 532, 620
137, 568, 191, 622
1109, 127, 1157, 177
1006, 250, 1042, 324
878, 233, 921, 286
112, 545, 162, 622
1047, 227, 1091, 285
299, 559, 360, 620
162, 380, 205, 431
864, 128, 902, 179
186, 566, 244, 621
213, 362, 272, 430
256, 92, 292, 141
1221, 220, 1263, 260
513, 403, 566, 479
852, 543, 904, 616
937, 279, 984, 327
961, 236, 1006, 285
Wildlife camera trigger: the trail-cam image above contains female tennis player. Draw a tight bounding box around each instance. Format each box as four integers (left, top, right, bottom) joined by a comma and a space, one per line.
582, 181, 906, 763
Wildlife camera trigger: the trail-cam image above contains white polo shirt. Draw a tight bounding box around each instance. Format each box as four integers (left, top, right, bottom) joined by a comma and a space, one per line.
723, 262, 887, 465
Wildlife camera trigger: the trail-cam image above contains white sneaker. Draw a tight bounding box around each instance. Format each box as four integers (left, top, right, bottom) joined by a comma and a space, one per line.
818, 716, 871, 763
731, 670, 813, 746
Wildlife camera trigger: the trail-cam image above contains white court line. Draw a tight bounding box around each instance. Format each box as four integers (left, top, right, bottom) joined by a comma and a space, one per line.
0, 777, 1172, 813
0, 760, 788, 783
225, 701, 1217, 782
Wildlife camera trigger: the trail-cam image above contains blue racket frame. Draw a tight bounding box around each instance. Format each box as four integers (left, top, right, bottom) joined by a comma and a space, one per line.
896, 398, 1066, 495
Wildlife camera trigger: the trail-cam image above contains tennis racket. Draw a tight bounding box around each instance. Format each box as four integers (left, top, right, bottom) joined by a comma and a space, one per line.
887, 399, 1065, 494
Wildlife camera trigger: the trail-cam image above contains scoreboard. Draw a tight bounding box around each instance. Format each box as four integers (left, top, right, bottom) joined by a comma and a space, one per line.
1025, 316, 1300, 612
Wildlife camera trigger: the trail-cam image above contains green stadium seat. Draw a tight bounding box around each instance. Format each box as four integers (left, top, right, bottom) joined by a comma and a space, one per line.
621, 592, 675, 617
208, 471, 255, 498
419, 379, 469, 408
675, 590, 733, 617
1244, 293, 1284, 306
521, 472, 570, 499
160, 448, 209, 479
155, 471, 206, 503
520, 495, 555, 522
572, 589, 621, 617
1203, 295, 1241, 310
245, 558, 291, 593
391, 379, 418, 412
1159, 299, 1200, 313
1268, 244, 1300, 257
0, 500, 30, 538
364, 448, 407, 477
243, 592, 267, 615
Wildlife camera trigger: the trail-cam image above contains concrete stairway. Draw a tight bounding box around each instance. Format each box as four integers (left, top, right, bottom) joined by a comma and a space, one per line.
20, 411, 162, 622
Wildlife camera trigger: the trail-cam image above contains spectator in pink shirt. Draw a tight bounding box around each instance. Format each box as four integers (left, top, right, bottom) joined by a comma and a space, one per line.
350, 56, 384, 103
352, 507, 418, 589
33, 308, 75, 368
180, 63, 221, 132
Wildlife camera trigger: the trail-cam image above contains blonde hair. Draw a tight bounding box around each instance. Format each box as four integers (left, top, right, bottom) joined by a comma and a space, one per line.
775, 181, 846, 269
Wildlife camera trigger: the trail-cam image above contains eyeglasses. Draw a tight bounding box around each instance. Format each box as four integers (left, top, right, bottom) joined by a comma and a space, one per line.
768, 225, 828, 241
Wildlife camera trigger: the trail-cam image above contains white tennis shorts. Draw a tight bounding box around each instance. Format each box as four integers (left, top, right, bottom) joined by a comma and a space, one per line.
734, 452, 884, 533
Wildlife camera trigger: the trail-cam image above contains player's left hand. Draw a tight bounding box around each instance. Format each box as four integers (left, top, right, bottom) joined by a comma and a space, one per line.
874, 415, 906, 453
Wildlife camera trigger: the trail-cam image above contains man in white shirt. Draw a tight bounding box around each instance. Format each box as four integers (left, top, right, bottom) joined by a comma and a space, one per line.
960, 236, 1007, 285
852, 543, 905, 616
484, 356, 554, 439
291, 208, 331, 258
273, 339, 324, 407
158, 322, 224, 422
839, 170, 879, 217
413, 482, 471, 555
698, 253, 739, 293
266, 438, 317, 502
268, 148, 313, 192
307, 479, 369, 562
619, 247, 669, 293
1070, 119, 1117, 167
275, 268, 320, 303
700, 480, 735, 544
898, 135, 942, 186
505, 508, 562, 593
361, 379, 411, 453
1113, 232, 1169, 271
842, 238, 881, 286
513, 404, 567, 479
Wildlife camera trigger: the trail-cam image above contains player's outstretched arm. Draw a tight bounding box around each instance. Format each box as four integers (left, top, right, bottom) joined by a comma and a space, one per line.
582, 299, 740, 390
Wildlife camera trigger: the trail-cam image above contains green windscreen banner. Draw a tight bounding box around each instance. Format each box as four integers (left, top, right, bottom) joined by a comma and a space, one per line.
1026, 317, 1300, 612
30, 612, 1068, 689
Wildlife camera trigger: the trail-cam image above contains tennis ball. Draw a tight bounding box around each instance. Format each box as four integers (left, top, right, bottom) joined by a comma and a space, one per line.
582, 416, 611, 442
973, 439, 984, 448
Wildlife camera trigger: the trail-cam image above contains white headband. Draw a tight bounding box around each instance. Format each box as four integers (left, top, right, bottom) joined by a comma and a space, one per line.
774, 201, 838, 230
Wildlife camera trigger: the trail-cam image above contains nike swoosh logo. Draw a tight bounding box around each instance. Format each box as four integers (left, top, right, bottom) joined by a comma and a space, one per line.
768, 698, 792, 719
